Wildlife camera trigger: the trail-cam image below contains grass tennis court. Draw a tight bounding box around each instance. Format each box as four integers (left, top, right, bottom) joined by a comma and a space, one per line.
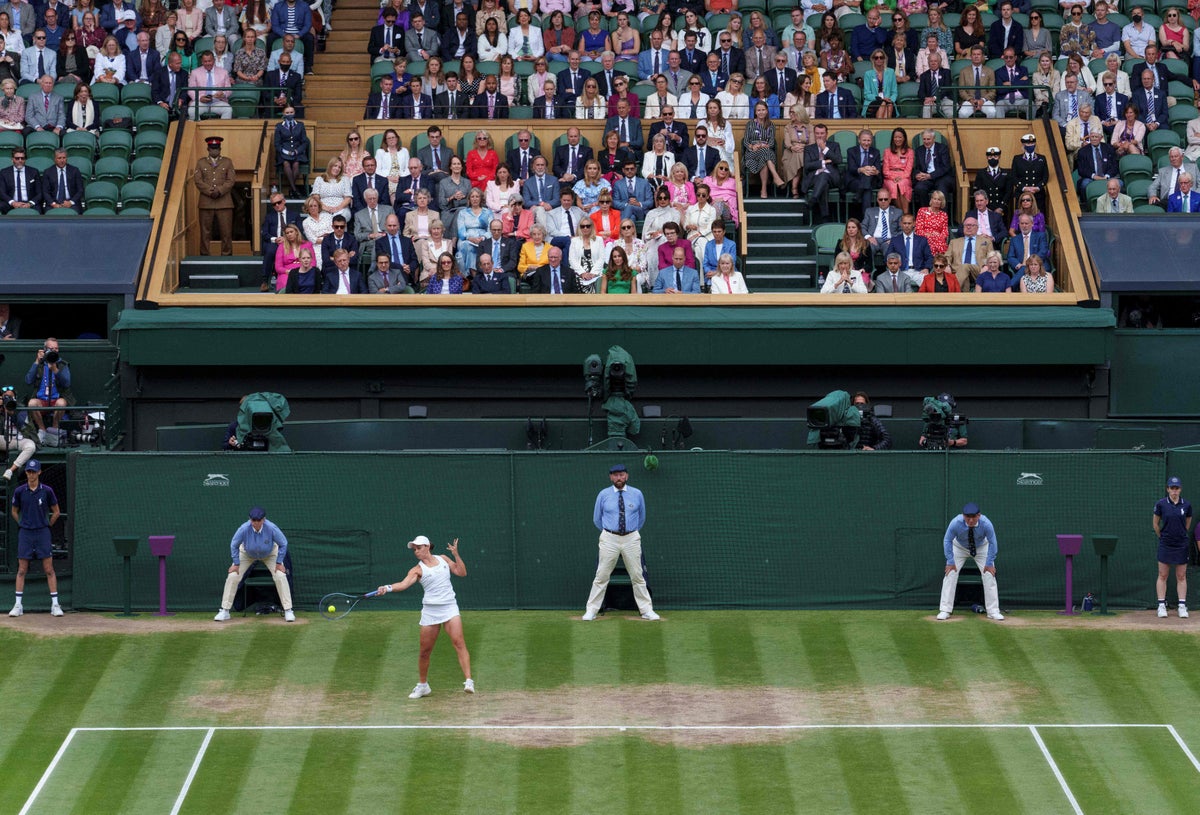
3, 610, 1200, 814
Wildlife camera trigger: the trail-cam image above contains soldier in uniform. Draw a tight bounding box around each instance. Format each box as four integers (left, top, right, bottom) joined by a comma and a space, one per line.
194, 135, 236, 256
972, 146, 1013, 221
1009, 132, 1048, 214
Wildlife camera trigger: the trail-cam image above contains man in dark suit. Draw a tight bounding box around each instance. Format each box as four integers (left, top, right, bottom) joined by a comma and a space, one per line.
368, 7, 405, 62
469, 251, 514, 294
963, 189, 1007, 241
972, 148, 1013, 220
41, 149, 84, 213
1006, 212, 1050, 277
699, 51, 728, 97
439, 11, 477, 61
363, 75, 402, 120
433, 73, 468, 120
264, 53, 304, 117
320, 216, 359, 276
592, 52, 626, 98
912, 129, 953, 210
678, 31, 705, 74
713, 33, 745, 78
993, 48, 1030, 118
1131, 67, 1169, 132
470, 74, 509, 120
153, 50, 188, 119
374, 213, 419, 282
397, 76, 435, 120
552, 127, 592, 185
764, 53, 797, 99
351, 156, 392, 212
478, 218, 521, 275
863, 190, 903, 259
814, 72, 856, 120
845, 129, 882, 217
801, 123, 842, 222
528, 245, 579, 294
888, 213, 934, 276
986, 1, 1023, 58
522, 156, 560, 213
0, 150, 41, 214
604, 98, 644, 155
917, 52, 953, 119
417, 126, 455, 182
1094, 77, 1129, 136
261, 191, 302, 289
1130, 43, 1194, 100
1075, 129, 1120, 195
123, 31, 161, 84
682, 126, 719, 181
555, 51, 590, 106
322, 248, 368, 293
392, 158, 433, 214
505, 129, 542, 182
648, 107, 688, 156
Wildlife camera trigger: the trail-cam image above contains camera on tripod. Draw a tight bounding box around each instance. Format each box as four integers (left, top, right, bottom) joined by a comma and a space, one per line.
806, 390, 861, 450
920, 392, 967, 450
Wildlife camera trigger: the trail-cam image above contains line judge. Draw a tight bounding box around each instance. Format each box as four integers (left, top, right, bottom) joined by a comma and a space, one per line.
582, 464, 659, 621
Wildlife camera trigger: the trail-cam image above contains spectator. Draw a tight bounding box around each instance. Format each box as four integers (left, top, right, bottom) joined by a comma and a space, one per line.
269, 0, 314, 66
165, 29, 197, 76
507, 8, 543, 62
540, 189, 584, 254
600, 245, 638, 295
652, 244, 701, 294
1060, 5, 1096, 61
1, 384, 36, 482
527, 243, 578, 294
611, 11, 640, 62
609, 217, 648, 285
264, 52, 303, 118
887, 31, 915, 86
994, 47, 1031, 118
988, 1, 1024, 59
21, 73, 61, 136
322, 248, 366, 294
953, 6, 986, 59
663, 159, 695, 219
912, 129, 953, 211
1089, 1, 1122, 57
949, 215, 994, 289
176, 0, 203, 42
274, 223, 312, 291
704, 159, 739, 225
861, 49, 897, 118
709, 253, 748, 295
455, 188, 492, 272
319, 215, 358, 277
479, 218, 521, 275
1009, 190, 1045, 235
374, 129, 410, 200
1096, 176, 1133, 213
364, 75, 401, 120
1053, 72, 1092, 134
814, 71, 853, 120
543, 10, 575, 63
204, 0, 237, 39
483, 165, 517, 218
801, 123, 840, 223
368, 252, 411, 294
921, 7, 954, 59
262, 192, 301, 290
589, 188, 620, 242
958, 45, 997, 118
441, 12, 476, 62
187, 50, 232, 119
40, 9, 64, 50
417, 221, 456, 285
100, 0, 139, 34
233, 29, 267, 87
570, 220, 606, 291
474, 0, 504, 37
1096, 61, 1131, 130
352, 186, 391, 270
418, 55, 446, 100
820, 251, 869, 294
301, 194, 334, 268
1122, 6, 1155, 60
25, 339, 71, 443
1076, 127, 1119, 195
522, 155, 560, 213
742, 101, 785, 198
655, 220, 694, 271
470, 73, 508, 121
851, 8, 888, 62
716, 72, 750, 119
338, 130, 366, 178
916, 32, 949, 77
312, 155, 351, 222
407, 0, 440, 31
0, 302, 17, 339
1006, 214, 1049, 278
881, 127, 912, 212
43, 148, 83, 213
375, 213, 418, 285
242, 1, 271, 41
605, 74, 640, 119
975, 250, 1013, 293
920, 254, 963, 293
93, 35, 127, 87
683, 182, 717, 259
268, 32, 306, 76
404, 189, 438, 244
918, 50, 954, 119
578, 12, 608, 61
1167, 172, 1200, 212
862, 189, 901, 259
1020, 253, 1054, 293
351, 155, 390, 213
153, 10, 179, 53
501, 193, 534, 242
394, 157, 433, 217
889, 213, 933, 278
1058, 51, 1096, 96
477, 16, 507, 63
915, 190, 950, 257
967, 181, 1009, 237
640, 134, 674, 189
436, 155, 472, 230
151, 50, 187, 120
835, 217, 872, 272
613, 159, 653, 221
1065, 103, 1098, 165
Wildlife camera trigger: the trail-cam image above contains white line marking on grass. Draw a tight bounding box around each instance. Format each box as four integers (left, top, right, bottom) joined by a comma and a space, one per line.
169, 727, 214, 815
1029, 726, 1084, 815
72, 723, 1170, 733
18, 728, 78, 815
1166, 725, 1200, 774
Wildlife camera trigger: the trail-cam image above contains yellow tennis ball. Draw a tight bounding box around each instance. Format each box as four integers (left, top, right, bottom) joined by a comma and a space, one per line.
327, 605, 336, 613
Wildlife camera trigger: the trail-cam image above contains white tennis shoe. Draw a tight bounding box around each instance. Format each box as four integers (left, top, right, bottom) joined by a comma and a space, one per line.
283, 609, 295, 622
50, 604, 63, 617
641, 611, 661, 621
8, 603, 22, 617
1179, 604, 1190, 619
581, 611, 596, 621
988, 613, 1005, 621
463, 679, 475, 693
936, 611, 951, 620
409, 683, 431, 699
213, 609, 231, 622
1158, 604, 1169, 618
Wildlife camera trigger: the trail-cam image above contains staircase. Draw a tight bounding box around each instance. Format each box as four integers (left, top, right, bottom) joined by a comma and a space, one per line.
740, 197, 818, 291
304, 0, 378, 165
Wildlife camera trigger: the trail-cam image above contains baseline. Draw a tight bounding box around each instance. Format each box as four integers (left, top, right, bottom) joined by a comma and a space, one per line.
71, 722, 1175, 733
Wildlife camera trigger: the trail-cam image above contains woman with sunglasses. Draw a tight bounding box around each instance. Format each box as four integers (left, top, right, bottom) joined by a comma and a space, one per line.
704, 160, 739, 225
425, 253, 466, 294
575, 76, 606, 119
58, 30, 92, 85
678, 76, 710, 119
1009, 192, 1045, 236
605, 73, 641, 118
1058, 5, 1095, 61
339, 130, 367, 179
862, 48, 897, 118
918, 254, 962, 293
683, 182, 717, 258
589, 190, 621, 242
1159, 8, 1191, 60
1023, 11, 1052, 59
501, 194, 534, 241
466, 130, 499, 191
570, 219, 606, 293
527, 57, 553, 105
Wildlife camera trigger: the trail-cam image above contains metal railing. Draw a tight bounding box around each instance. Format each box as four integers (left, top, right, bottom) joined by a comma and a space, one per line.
177, 85, 297, 121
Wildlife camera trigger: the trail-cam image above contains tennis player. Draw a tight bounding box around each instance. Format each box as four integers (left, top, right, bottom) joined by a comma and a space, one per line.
378, 536, 474, 698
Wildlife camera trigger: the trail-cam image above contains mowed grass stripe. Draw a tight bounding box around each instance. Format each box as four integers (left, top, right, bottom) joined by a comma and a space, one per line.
619, 619, 667, 685
706, 617, 764, 685
0, 638, 120, 815
573, 615, 622, 685
522, 617, 572, 689
516, 743, 572, 814
178, 730, 269, 815
401, 730, 467, 811
753, 612, 818, 688
731, 743, 797, 813
623, 733, 684, 814
50, 731, 202, 815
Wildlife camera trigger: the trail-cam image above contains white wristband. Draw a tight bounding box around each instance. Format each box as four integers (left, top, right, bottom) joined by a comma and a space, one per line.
384, 584, 393, 593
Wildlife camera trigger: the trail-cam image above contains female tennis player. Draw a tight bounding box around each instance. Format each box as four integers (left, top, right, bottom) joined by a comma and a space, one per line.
378, 535, 474, 698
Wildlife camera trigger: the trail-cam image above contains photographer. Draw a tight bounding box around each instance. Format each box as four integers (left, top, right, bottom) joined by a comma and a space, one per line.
1, 384, 37, 482
24, 338, 71, 446
919, 392, 968, 449
852, 392, 892, 451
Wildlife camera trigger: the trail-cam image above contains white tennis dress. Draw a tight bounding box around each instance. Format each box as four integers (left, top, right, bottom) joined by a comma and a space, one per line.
418, 556, 460, 626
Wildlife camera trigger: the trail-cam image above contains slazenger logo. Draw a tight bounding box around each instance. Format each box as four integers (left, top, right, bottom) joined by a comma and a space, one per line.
1016, 472, 1044, 486
203, 473, 230, 487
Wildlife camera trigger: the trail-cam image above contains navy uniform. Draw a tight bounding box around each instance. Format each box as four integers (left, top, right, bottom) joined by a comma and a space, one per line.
972, 148, 1013, 219
1153, 476, 1192, 618
9, 459, 62, 617
1010, 134, 1048, 211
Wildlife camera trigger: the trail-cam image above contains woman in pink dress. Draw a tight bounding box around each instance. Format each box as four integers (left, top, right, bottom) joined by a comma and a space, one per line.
704, 160, 740, 226
882, 127, 913, 213
914, 190, 950, 257
665, 161, 696, 220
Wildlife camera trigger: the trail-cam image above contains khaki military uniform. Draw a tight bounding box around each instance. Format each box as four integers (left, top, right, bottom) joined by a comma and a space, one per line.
194, 154, 236, 255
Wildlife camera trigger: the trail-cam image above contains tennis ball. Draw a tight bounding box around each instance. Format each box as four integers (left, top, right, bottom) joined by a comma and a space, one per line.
327, 605, 336, 613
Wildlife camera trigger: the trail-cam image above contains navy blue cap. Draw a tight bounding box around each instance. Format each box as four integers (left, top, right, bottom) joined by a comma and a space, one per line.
248, 506, 266, 520
24, 459, 40, 472
610, 464, 627, 474
962, 502, 980, 516
1168, 477, 1183, 487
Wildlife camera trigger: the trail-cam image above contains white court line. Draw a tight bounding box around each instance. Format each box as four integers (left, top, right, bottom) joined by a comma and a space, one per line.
1166, 725, 1200, 774
70, 722, 1172, 733
17, 728, 78, 815
168, 727, 214, 815
1029, 725, 1085, 815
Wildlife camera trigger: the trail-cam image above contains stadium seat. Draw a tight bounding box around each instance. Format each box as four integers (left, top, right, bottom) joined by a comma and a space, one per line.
230, 88, 261, 119
134, 131, 167, 159
1133, 202, 1164, 213
131, 156, 162, 185
0, 130, 22, 157
26, 156, 53, 174
83, 206, 117, 216
370, 60, 394, 92
94, 156, 130, 185
409, 133, 431, 156
25, 131, 61, 161
120, 180, 156, 210
5, 206, 39, 216
1127, 178, 1153, 207
101, 104, 135, 130
53, 80, 79, 102
68, 156, 93, 179
193, 36, 214, 54
16, 83, 39, 101
90, 82, 121, 111
44, 207, 79, 216
134, 105, 170, 134
1084, 178, 1110, 203
1119, 154, 1153, 183
99, 130, 134, 159
63, 130, 96, 160
119, 206, 152, 216
814, 222, 846, 274
838, 12, 866, 30
831, 130, 858, 158
1147, 129, 1181, 165
84, 180, 120, 210
121, 83, 152, 112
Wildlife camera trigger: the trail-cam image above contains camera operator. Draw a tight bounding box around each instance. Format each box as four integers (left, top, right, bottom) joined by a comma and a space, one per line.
24, 338, 71, 445
852, 392, 892, 451
1, 384, 37, 482
919, 391, 968, 449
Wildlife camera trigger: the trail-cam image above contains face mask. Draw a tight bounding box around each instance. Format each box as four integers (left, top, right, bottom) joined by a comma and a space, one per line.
1132, 13, 1142, 22
1024, 144, 1036, 154
987, 157, 999, 168
283, 113, 295, 121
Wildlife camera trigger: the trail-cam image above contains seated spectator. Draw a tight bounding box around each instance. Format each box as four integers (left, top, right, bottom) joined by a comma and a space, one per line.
958, 45, 997, 119
644, 75, 678, 121
835, 218, 873, 273
953, 6, 986, 59
165, 29, 197, 75
572, 158, 611, 216
153, 50, 188, 119
0, 383, 35, 481
652, 245, 701, 294
507, 9, 543, 62
177, 0, 203, 42
522, 156, 560, 213
93, 35, 127, 87
368, 252, 411, 294
352, 187, 393, 268
268, 32, 306, 76
851, 8, 889, 62
43, 148, 83, 213
640, 186, 676, 259
575, 76, 606, 120
1053, 72, 1092, 137
745, 28, 777, 82
57, 29, 91, 86
24, 74, 63, 136
915, 190, 950, 257
282, 245, 319, 293
540, 189, 585, 254
948, 216, 993, 289
374, 129, 409, 201
821, 251, 870, 294
987, 1, 1023, 59
704, 160, 739, 225
471, 73, 509, 121
533, 75, 567, 120
888, 213, 934, 277
455, 188, 493, 272
606, 75, 641, 120
1075, 128, 1119, 195
1099, 53, 1132, 99
875, 251, 923, 294
469, 252, 514, 295
578, 12, 608, 62
233, 29, 267, 87
154, 10, 180, 53
975, 250, 1012, 293
1010, 191, 1046, 235
404, 12, 439, 63
404, 189, 438, 243
322, 248, 367, 294
485, 166, 519, 218
1130, 64, 1168, 132
66, 83, 98, 132
589, 190, 620, 242
608, 217, 648, 284
209, 35, 234, 75
656, 221, 695, 271
638, 29, 670, 82
600, 245, 638, 295
474, 0, 504, 37
919, 254, 963, 293
717, 73, 751, 119
1096, 177, 1133, 213
1089, 0, 1122, 57
395, 157, 434, 216
241, 2, 272, 43
611, 12, 640, 62
641, 135, 675, 188
613, 159, 653, 221
441, 12, 477, 62
664, 160, 695, 219
1006, 214, 1049, 277
821, 31, 851, 84
1147, 147, 1199, 207
477, 16, 507, 63
709, 253, 748, 294
916, 33, 949, 77
425, 252, 466, 295
1064, 103, 1099, 164
518, 223, 553, 276
748, 74, 782, 120
501, 194, 534, 242
375, 0, 408, 28
351, 156, 389, 213
1186, 114, 1200, 163
994, 48, 1030, 118
543, 11, 575, 63
1167, 172, 1200, 212
437, 155, 472, 229
418, 56, 446, 100
374, 213, 418, 285
187, 50, 232, 119
918, 51, 954, 120
417, 220, 456, 285
301, 194, 334, 268
683, 183, 718, 259
596, 129, 631, 181
1019, 253, 1054, 293
570, 220, 606, 291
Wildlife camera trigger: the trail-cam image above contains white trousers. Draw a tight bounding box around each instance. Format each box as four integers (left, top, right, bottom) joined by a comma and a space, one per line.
938, 541, 1000, 616
585, 530, 654, 616
4, 436, 36, 471
220, 543, 293, 611
958, 100, 997, 118
189, 100, 233, 119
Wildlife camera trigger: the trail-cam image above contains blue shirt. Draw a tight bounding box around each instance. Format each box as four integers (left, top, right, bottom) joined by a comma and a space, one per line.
943, 514, 998, 566
230, 519, 288, 563
1155, 496, 1192, 544
12, 482, 58, 529
593, 485, 646, 533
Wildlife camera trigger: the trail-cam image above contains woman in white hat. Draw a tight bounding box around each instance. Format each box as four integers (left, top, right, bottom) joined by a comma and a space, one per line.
378, 536, 473, 698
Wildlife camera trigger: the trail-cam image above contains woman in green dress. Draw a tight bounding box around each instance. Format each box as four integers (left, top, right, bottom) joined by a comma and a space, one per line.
601, 245, 638, 295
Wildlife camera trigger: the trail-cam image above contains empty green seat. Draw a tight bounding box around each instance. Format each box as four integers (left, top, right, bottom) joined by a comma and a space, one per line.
93, 156, 130, 185
119, 206, 152, 216
99, 129, 134, 158
63, 129, 96, 160
231, 87, 261, 119
134, 130, 167, 159
120, 83, 153, 112
85, 180, 120, 209
83, 206, 117, 216
67, 156, 92, 178
134, 104, 170, 134
120, 180, 156, 210
101, 104, 135, 130
25, 130, 60, 161
130, 156, 162, 184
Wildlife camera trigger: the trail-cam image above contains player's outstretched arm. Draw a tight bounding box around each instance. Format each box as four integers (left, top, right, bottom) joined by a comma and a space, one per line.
378, 564, 423, 595
446, 538, 466, 576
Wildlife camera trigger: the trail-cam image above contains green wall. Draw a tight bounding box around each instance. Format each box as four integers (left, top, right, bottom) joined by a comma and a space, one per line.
70, 449, 1176, 612
1111, 330, 1200, 416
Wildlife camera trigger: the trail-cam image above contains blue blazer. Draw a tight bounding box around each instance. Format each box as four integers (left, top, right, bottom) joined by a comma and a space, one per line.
1131, 87, 1168, 126
887, 232, 933, 272
652, 265, 701, 293
1167, 191, 1200, 212
814, 88, 856, 119
748, 93, 781, 118
603, 115, 644, 152
273, 120, 310, 165
702, 239, 738, 277
860, 69, 897, 114
522, 173, 561, 209
1006, 230, 1050, 271
986, 19, 1024, 58
322, 267, 367, 293
637, 48, 672, 80
612, 175, 654, 211
1094, 91, 1129, 122
123, 48, 162, 84
269, 1, 312, 39
700, 69, 729, 97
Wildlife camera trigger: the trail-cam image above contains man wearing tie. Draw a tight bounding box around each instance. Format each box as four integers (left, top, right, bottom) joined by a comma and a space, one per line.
875, 252, 921, 294
1132, 66, 1168, 133
470, 73, 509, 120
815, 72, 854, 120
521, 155, 560, 214
368, 7, 404, 62
964, 189, 1005, 242
418, 128, 454, 184
912, 129, 953, 211
993, 48, 1029, 118
863, 190, 902, 266
846, 129, 882, 217
193, 136, 236, 256
582, 463, 659, 622
552, 127, 592, 186
1166, 173, 1200, 212
682, 127, 719, 182
22, 73, 64, 135
1098, 177, 1134, 213
636, 29, 670, 82
948, 216, 994, 289
480, 219, 521, 275
352, 187, 394, 270
262, 192, 302, 290
1075, 128, 1119, 196
434, 73, 467, 120
203, 0, 238, 38
322, 249, 367, 294
801, 122, 843, 222
0, 150, 42, 214
320, 216, 359, 277
351, 156, 392, 212
612, 159, 653, 221
42, 149, 83, 213
364, 75, 401, 120
404, 13, 440, 63
651, 245, 701, 294
368, 253, 410, 294
469, 252, 514, 294
1052, 73, 1092, 134
957, 45, 997, 119
264, 53, 304, 118
529, 246, 579, 294
19, 29, 55, 85
555, 51, 590, 106
700, 52, 728, 98
1096, 75, 1128, 136
1005, 213, 1050, 278
765, 53, 797, 99
918, 51, 953, 119
888, 214, 933, 278
541, 190, 586, 255
604, 97, 644, 156
505, 130, 541, 182
1147, 147, 1199, 206
125, 31, 161, 85
972, 150, 1013, 223
153, 51, 188, 119
374, 214, 418, 283
745, 29, 776, 81
187, 50, 232, 120
679, 31, 705, 74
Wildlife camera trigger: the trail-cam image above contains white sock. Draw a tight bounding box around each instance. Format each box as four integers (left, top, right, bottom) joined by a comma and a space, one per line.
50, 592, 60, 607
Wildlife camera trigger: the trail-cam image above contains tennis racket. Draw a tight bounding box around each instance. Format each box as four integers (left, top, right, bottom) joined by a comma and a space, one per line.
318, 591, 380, 621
